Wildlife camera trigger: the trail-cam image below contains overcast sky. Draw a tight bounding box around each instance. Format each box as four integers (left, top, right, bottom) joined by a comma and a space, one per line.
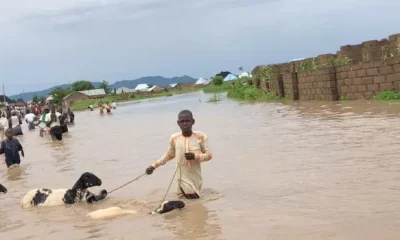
0, 0, 399, 95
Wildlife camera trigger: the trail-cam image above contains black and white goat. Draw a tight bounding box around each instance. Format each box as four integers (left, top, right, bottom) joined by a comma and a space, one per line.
0, 183, 7, 194
21, 172, 107, 209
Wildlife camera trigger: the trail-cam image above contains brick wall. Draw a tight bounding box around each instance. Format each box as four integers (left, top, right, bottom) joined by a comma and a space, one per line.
298, 67, 338, 101
337, 57, 400, 99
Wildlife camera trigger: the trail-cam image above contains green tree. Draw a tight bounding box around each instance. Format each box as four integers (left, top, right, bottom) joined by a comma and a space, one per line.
49, 87, 73, 105
71, 80, 94, 91
99, 80, 110, 93
32, 95, 39, 103
211, 76, 224, 86
39, 96, 46, 103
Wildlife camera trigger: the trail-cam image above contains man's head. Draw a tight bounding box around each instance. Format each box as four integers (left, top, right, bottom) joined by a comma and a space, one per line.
177, 110, 194, 135
51, 107, 56, 113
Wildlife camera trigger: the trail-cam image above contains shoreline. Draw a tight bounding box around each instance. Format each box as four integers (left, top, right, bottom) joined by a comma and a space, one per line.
70, 88, 205, 111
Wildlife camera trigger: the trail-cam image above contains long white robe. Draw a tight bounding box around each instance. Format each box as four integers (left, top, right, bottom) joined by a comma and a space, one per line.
152, 131, 212, 197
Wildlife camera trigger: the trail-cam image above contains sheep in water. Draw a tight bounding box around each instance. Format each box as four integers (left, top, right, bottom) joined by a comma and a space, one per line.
0, 183, 7, 193
21, 172, 107, 209
87, 200, 185, 220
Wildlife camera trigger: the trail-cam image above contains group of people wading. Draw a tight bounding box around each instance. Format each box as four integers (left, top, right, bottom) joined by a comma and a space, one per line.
0, 105, 75, 169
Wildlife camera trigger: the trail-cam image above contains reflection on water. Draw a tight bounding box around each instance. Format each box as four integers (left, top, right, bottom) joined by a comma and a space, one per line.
1, 92, 400, 239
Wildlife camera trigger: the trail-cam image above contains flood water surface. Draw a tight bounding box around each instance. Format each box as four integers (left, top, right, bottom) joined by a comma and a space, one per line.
1, 92, 400, 240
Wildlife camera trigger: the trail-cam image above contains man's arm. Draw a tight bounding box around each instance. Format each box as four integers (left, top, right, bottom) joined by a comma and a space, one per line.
151, 136, 176, 169
195, 134, 212, 163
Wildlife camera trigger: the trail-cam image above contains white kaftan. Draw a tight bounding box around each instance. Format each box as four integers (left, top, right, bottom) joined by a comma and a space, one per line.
152, 131, 212, 197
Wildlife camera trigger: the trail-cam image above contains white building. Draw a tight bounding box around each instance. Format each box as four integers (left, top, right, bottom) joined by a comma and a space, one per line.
195, 77, 211, 85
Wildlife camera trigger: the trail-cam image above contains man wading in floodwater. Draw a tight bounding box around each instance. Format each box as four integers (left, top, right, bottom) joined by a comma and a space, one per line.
145, 110, 212, 199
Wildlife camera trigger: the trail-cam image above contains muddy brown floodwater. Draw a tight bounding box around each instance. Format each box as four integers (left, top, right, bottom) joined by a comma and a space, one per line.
1, 92, 400, 240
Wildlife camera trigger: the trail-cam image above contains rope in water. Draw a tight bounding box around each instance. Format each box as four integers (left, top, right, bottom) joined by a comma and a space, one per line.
152, 165, 179, 212
108, 173, 147, 194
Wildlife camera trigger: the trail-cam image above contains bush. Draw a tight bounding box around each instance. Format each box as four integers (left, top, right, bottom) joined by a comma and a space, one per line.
211, 76, 224, 86
374, 90, 400, 100
226, 77, 283, 101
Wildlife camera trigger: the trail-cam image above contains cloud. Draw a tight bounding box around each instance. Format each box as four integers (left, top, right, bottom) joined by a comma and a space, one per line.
0, 0, 400, 95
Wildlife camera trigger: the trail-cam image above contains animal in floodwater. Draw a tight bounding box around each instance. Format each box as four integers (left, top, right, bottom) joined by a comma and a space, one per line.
150, 200, 185, 214
20, 172, 107, 209
86, 200, 185, 220
0, 183, 7, 193
87, 207, 138, 220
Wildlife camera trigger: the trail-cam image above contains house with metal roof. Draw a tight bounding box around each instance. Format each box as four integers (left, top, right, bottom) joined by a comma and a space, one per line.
135, 83, 149, 91
195, 78, 211, 85
79, 89, 106, 97
62, 89, 106, 108
116, 87, 136, 94
223, 73, 238, 82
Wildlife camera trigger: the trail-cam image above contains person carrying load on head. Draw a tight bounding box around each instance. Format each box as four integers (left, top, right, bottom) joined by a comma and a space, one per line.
24, 109, 37, 131
145, 110, 212, 199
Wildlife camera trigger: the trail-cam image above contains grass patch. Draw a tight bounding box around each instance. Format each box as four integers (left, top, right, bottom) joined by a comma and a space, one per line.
203, 84, 230, 93
226, 78, 286, 102
339, 96, 349, 100
374, 90, 400, 100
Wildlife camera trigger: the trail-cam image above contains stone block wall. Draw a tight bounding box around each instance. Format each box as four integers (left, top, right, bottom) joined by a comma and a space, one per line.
282, 73, 299, 100
297, 67, 338, 101
336, 57, 400, 99
337, 44, 363, 62
250, 32, 400, 101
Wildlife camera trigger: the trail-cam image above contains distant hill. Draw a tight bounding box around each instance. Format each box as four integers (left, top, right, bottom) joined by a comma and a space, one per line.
9, 75, 197, 101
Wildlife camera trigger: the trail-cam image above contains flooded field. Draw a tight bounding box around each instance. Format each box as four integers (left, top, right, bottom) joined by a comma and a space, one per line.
1, 92, 400, 240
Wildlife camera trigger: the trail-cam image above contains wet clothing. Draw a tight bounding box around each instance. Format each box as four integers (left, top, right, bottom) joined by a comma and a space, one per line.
0, 138, 23, 168
151, 131, 212, 197
9, 116, 23, 136
0, 117, 9, 141
25, 113, 36, 130
47, 112, 62, 141
69, 113, 74, 123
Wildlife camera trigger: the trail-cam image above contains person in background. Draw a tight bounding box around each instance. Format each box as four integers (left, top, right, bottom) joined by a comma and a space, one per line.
0, 128, 24, 168
99, 103, 104, 114
58, 108, 68, 134
67, 108, 75, 124
9, 111, 23, 136
112, 101, 116, 110
105, 102, 111, 113
0, 111, 9, 142
88, 104, 94, 111
46, 107, 62, 141
145, 110, 212, 199
38, 106, 50, 137
24, 109, 37, 131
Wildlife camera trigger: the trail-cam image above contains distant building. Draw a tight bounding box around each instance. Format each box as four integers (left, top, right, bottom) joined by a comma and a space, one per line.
169, 83, 182, 89
116, 87, 136, 94
0, 95, 14, 104
135, 83, 150, 91
147, 85, 162, 93
195, 78, 211, 85
215, 71, 232, 79
223, 73, 238, 82
63, 89, 106, 108
239, 72, 252, 78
